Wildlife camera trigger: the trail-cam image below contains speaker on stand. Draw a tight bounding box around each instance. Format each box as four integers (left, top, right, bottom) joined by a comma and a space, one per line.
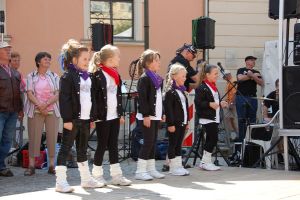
269, 0, 300, 19
91, 23, 114, 51
192, 17, 215, 50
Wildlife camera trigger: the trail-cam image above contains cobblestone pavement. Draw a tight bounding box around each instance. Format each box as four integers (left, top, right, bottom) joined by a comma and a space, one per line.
1, 159, 300, 200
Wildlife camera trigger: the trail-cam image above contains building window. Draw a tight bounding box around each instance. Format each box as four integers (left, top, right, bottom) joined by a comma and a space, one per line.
90, 0, 133, 39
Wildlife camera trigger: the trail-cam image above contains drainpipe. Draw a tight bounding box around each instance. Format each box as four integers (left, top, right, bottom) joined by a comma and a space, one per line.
204, 0, 209, 61
144, 0, 149, 50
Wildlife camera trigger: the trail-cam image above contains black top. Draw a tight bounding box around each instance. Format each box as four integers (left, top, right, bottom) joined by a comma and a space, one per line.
90, 68, 123, 121
164, 89, 189, 127
59, 68, 90, 123
264, 91, 279, 117
137, 73, 163, 118
236, 67, 261, 97
195, 82, 220, 121
169, 54, 197, 90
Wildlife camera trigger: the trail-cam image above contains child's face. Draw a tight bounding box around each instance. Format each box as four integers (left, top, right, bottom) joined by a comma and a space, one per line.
173, 70, 187, 86
206, 68, 219, 83
74, 51, 90, 71
148, 56, 160, 72
110, 50, 120, 68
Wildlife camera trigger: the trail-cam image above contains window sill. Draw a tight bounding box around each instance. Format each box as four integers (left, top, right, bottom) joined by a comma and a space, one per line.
81, 39, 144, 47
3, 35, 12, 42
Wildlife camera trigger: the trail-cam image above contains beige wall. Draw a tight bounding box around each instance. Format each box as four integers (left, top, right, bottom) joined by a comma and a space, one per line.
5, 0, 204, 79
209, 0, 278, 74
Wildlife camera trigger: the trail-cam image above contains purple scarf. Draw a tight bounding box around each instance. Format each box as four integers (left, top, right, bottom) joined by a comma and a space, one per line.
145, 69, 163, 90
68, 64, 89, 80
172, 80, 186, 92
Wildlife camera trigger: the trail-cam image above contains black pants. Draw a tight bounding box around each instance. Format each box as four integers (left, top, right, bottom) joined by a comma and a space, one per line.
57, 119, 90, 166
93, 118, 120, 166
138, 120, 159, 160
203, 122, 219, 153
167, 125, 186, 159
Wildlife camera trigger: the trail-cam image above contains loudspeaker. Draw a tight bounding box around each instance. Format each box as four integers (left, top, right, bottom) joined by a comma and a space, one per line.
294, 23, 300, 65
91, 23, 113, 51
0, 10, 5, 34
283, 66, 300, 129
269, 0, 300, 19
242, 142, 262, 168
192, 17, 215, 49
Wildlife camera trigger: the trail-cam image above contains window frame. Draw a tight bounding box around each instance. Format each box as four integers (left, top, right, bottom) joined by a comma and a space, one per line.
90, 0, 134, 40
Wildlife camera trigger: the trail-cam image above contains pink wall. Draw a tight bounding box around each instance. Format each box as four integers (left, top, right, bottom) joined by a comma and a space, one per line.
149, 0, 204, 76
6, 0, 84, 76
6, 0, 204, 79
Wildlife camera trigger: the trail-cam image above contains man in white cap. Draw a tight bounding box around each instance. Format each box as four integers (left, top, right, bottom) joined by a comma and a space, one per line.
0, 41, 23, 177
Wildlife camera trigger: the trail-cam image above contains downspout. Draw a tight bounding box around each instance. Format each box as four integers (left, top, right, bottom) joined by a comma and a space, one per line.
144, 0, 149, 50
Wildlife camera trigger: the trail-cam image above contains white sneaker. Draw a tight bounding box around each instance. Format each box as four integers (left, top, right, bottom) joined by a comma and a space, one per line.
81, 177, 105, 188
149, 170, 165, 179
94, 175, 107, 186
170, 167, 186, 176
182, 167, 190, 175
111, 175, 132, 186
55, 181, 74, 193
199, 162, 221, 171
135, 172, 153, 181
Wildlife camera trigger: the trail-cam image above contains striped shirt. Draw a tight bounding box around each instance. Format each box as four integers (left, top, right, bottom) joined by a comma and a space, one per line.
24, 70, 60, 118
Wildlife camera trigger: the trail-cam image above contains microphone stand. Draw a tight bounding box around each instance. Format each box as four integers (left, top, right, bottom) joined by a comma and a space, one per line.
218, 66, 255, 167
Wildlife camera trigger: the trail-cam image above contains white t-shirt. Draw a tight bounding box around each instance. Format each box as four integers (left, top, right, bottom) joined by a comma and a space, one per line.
199, 83, 220, 124
103, 71, 118, 121
136, 88, 162, 120
176, 89, 188, 124
80, 77, 92, 120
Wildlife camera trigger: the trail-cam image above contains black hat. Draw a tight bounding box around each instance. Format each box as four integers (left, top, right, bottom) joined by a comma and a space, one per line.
176, 43, 197, 55
245, 56, 257, 61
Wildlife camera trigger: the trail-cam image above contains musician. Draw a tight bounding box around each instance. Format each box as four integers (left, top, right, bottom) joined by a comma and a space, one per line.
236, 56, 264, 142
169, 44, 199, 91
263, 79, 279, 121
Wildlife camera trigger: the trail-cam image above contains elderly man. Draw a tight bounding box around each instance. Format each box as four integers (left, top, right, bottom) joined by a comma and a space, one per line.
0, 41, 23, 176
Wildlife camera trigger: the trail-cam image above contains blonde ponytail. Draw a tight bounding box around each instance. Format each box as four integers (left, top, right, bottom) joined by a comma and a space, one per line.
165, 63, 187, 93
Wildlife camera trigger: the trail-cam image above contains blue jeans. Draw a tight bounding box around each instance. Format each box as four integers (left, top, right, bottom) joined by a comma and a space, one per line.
0, 112, 18, 170
235, 96, 257, 142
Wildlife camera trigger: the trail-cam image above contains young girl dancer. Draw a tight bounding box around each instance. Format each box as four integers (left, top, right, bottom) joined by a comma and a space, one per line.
194, 64, 228, 171
135, 49, 165, 181
89, 44, 131, 186
55, 39, 103, 193
164, 64, 190, 176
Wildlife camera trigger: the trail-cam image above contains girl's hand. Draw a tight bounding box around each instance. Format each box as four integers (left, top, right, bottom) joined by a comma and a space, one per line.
168, 126, 176, 133
120, 116, 125, 125
63, 122, 73, 131
90, 122, 95, 129
209, 102, 219, 110
185, 124, 189, 130
143, 117, 151, 128
221, 101, 229, 108
161, 115, 166, 123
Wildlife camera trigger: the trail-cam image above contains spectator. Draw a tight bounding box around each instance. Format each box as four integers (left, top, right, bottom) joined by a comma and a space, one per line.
24, 52, 60, 176
10, 51, 26, 92
10, 51, 26, 149
0, 41, 23, 177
